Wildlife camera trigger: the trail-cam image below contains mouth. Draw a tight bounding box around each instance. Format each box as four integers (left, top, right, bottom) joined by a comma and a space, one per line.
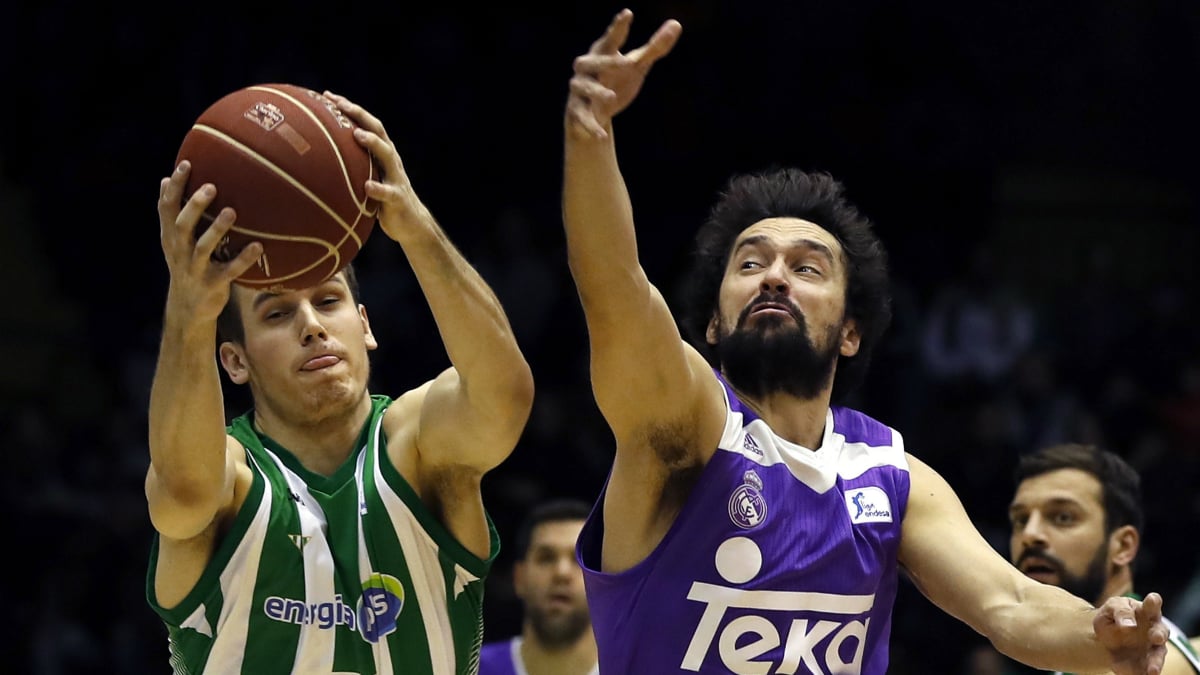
748, 302, 796, 318
1018, 558, 1060, 582
300, 354, 342, 371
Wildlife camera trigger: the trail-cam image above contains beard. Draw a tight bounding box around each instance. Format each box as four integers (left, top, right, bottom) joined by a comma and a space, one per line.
528, 603, 592, 649
1017, 544, 1109, 605
715, 293, 843, 400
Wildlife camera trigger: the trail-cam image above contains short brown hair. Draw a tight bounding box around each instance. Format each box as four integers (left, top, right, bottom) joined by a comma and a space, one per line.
216, 264, 362, 344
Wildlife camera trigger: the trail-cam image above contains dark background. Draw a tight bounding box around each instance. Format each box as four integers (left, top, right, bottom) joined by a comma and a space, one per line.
3, 1, 1199, 672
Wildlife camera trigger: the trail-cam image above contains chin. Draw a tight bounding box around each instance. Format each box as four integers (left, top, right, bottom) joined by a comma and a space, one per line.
303, 379, 364, 413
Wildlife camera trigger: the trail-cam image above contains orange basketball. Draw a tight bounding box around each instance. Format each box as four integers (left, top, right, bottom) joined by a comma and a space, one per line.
175, 83, 379, 291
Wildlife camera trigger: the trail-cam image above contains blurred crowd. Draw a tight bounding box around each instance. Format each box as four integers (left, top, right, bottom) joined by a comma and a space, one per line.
3, 2, 1198, 672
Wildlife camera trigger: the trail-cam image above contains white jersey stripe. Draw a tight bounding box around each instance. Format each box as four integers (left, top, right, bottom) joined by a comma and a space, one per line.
370, 431, 456, 675
263, 448, 338, 673
204, 463, 274, 673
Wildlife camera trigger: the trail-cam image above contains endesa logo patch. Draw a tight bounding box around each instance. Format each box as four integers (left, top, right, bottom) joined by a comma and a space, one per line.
844, 487, 893, 524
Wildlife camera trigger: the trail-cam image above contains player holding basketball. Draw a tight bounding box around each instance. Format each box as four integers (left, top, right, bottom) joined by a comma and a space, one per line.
561, 9, 1169, 674
145, 91, 533, 673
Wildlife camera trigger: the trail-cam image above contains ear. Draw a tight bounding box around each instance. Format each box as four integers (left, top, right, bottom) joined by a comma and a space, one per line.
360, 304, 378, 351
1109, 524, 1139, 567
511, 560, 528, 600
705, 314, 720, 346
219, 341, 251, 385
840, 318, 861, 357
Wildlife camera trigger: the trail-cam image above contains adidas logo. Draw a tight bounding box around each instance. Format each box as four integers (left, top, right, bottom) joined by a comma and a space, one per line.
743, 434, 762, 456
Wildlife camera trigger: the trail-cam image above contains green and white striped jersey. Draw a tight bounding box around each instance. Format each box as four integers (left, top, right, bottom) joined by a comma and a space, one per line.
146, 395, 497, 674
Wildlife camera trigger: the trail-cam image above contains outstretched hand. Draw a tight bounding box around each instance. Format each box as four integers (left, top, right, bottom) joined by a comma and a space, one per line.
1095, 592, 1169, 675
566, 8, 682, 139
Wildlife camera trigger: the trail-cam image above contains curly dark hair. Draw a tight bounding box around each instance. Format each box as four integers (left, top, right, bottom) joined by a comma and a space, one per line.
679, 168, 892, 405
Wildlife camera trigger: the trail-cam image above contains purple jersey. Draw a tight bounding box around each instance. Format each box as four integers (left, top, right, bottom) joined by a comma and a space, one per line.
478, 638, 520, 675
577, 374, 911, 674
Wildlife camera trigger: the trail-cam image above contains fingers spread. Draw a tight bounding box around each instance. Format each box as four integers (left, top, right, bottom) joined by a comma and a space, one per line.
225, 241, 263, 281
590, 8, 638, 53
192, 206, 232, 261
633, 19, 682, 68
329, 91, 386, 139
591, 8, 633, 55
159, 161, 189, 211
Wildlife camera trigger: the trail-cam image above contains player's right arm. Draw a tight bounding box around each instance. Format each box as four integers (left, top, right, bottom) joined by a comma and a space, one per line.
563, 10, 725, 572
146, 162, 262, 605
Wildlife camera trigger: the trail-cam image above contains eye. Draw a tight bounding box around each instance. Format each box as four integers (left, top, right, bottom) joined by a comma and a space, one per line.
1009, 513, 1028, 528
319, 295, 340, 306
739, 259, 762, 270
265, 309, 289, 321
1051, 511, 1076, 526
795, 264, 820, 274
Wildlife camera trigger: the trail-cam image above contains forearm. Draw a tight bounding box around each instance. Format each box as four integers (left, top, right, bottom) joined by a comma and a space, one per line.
562, 126, 648, 312
147, 301, 230, 515
988, 584, 1110, 673
392, 217, 529, 395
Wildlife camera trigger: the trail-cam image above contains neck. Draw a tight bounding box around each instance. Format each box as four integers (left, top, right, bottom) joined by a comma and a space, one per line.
253, 394, 373, 476
1101, 571, 1135, 604
736, 387, 832, 450
519, 630, 598, 675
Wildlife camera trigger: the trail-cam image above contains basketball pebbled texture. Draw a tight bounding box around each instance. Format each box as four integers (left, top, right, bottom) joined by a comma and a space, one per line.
176, 83, 379, 291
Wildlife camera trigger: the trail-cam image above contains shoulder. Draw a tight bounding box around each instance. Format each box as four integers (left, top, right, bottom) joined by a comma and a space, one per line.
831, 406, 902, 449
382, 385, 428, 438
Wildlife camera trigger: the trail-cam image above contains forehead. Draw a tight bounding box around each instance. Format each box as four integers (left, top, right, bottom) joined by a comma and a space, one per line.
733, 217, 844, 257
1012, 468, 1104, 510
529, 519, 585, 548
232, 273, 350, 308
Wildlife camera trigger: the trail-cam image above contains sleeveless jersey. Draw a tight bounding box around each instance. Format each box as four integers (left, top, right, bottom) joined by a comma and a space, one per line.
1053, 593, 1200, 675
477, 636, 600, 675
146, 394, 498, 675
577, 374, 911, 674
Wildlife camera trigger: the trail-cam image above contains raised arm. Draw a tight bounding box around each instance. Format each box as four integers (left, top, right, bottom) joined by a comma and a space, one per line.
563, 11, 722, 447
146, 162, 261, 544
563, 10, 729, 570
328, 92, 533, 478
900, 454, 1168, 674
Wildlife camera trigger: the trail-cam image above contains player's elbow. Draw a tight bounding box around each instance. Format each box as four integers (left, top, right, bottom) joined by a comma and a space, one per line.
507, 361, 535, 418
145, 467, 225, 541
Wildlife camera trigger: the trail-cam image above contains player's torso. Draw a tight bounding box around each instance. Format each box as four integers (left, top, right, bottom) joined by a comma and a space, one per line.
580, 390, 910, 675
157, 396, 494, 675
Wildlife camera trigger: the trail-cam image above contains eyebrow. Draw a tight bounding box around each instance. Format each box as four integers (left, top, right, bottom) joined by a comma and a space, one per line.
251, 291, 282, 311
249, 277, 348, 311
734, 235, 837, 264
1009, 497, 1085, 515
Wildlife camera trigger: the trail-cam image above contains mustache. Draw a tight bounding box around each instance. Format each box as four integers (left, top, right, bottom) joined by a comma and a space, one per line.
737, 292, 804, 326
1016, 548, 1065, 572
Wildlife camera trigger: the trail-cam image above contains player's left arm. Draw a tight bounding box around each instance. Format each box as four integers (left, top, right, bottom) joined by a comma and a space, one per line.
899, 453, 1168, 675
331, 92, 534, 558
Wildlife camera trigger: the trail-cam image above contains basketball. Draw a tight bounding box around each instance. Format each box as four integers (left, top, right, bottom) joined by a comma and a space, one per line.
175, 83, 380, 291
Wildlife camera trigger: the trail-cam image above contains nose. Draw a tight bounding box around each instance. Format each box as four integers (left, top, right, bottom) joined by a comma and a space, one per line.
552, 554, 577, 578
759, 258, 790, 295
297, 302, 328, 344
1017, 512, 1048, 550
